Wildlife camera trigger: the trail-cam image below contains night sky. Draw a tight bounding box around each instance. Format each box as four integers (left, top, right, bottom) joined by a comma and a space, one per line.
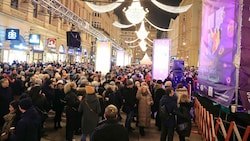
114, 0, 183, 28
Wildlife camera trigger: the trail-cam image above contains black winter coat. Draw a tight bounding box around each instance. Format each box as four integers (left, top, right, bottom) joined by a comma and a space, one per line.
121, 86, 137, 114
0, 86, 13, 127
91, 119, 129, 141
159, 95, 177, 127
176, 102, 193, 137
14, 107, 41, 141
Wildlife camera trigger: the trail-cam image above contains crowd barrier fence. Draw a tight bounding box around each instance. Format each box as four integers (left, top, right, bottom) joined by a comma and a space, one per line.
194, 98, 250, 141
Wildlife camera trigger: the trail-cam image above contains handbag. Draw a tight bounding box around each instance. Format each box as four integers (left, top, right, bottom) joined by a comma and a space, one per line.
84, 100, 98, 116
1, 132, 8, 141
177, 122, 189, 131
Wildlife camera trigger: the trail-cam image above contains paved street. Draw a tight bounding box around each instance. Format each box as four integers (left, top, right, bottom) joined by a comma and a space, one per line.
41, 111, 202, 141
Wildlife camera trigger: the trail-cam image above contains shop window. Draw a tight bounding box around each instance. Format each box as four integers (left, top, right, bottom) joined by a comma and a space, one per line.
11, 0, 18, 9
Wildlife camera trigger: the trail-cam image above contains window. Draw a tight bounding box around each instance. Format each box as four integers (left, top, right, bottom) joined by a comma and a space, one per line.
11, 0, 18, 9
32, 2, 38, 18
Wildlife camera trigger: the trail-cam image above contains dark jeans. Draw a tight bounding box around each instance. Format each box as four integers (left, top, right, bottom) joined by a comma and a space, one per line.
155, 111, 161, 130
54, 110, 63, 122
160, 124, 175, 141
179, 135, 185, 141
65, 108, 77, 141
125, 110, 135, 129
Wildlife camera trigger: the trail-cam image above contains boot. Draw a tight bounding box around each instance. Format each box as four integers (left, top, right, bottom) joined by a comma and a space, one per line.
58, 122, 62, 128
139, 126, 145, 136
54, 122, 58, 130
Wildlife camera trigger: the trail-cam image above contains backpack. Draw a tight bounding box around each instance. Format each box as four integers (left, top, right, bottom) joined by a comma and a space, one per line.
159, 104, 171, 120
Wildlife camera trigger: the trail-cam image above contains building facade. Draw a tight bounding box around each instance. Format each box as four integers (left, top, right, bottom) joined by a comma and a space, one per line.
0, 0, 122, 64
168, 0, 202, 67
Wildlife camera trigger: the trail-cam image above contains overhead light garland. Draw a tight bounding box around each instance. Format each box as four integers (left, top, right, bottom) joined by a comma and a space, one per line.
113, 18, 172, 31
125, 38, 139, 44
112, 21, 134, 28
145, 18, 172, 32
151, 0, 192, 14
85, 0, 125, 13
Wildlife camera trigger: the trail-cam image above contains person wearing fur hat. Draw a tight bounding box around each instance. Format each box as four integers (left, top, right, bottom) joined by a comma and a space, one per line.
78, 85, 101, 141
14, 98, 41, 141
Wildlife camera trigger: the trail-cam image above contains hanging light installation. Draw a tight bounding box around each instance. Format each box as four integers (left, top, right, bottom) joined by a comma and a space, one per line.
123, 0, 148, 25
136, 21, 149, 40
139, 40, 147, 52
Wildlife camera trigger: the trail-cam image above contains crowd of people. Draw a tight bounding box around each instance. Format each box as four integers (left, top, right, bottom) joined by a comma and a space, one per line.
0, 61, 198, 141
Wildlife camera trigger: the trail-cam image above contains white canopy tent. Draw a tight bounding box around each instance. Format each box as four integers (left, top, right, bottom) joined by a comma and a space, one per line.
140, 53, 152, 65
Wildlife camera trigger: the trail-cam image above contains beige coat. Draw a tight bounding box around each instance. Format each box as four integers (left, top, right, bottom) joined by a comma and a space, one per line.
136, 89, 153, 127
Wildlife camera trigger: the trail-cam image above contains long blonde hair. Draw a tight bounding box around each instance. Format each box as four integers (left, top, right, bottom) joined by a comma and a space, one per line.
179, 94, 189, 103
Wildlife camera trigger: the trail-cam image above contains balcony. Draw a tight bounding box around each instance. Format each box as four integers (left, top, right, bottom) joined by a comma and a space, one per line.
11, 8, 26, 21
33, 18, 44, 27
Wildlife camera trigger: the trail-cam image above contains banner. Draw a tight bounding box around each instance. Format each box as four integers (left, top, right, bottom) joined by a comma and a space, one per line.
239, 0, 250, 110
95, 42, 111, 75
116, 50, 125, 66
152, 39, 170, 81
197, 0, 239, 107
47, 38, 56, 48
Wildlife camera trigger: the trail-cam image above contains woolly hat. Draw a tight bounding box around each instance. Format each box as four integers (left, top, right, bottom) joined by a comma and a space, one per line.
19, 98, 33, 110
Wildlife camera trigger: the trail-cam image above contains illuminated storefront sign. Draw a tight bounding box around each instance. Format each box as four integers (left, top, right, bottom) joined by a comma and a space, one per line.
29, 34, 40, 45
5, 29, 19, 40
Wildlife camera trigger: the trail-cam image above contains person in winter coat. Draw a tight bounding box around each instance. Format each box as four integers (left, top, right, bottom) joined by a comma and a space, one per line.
153, 80, 166, 131
53, 80, 65, 129
91, 104, 129, 141
64, 82, 79, 141
121, 80, 137, 132
136, 85, 153, 136
41, 79, 55, 110
14, 98, 41, 141
0, 78, 13, 129
159, 87, 177, 141
78, 85, 101, 141
176, 94, 193, 141
1, 100, 21, 141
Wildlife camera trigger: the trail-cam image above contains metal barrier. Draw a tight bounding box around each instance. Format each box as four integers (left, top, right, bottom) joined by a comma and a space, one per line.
194, 98, 250, 141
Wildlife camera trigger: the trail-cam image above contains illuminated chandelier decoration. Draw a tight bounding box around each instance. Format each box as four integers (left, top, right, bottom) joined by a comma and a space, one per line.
123, 0, 148, 25
136, 21, 149, 40
128, 40, 152, 52
139, 40, 147, 52
85, 0, 192, 31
